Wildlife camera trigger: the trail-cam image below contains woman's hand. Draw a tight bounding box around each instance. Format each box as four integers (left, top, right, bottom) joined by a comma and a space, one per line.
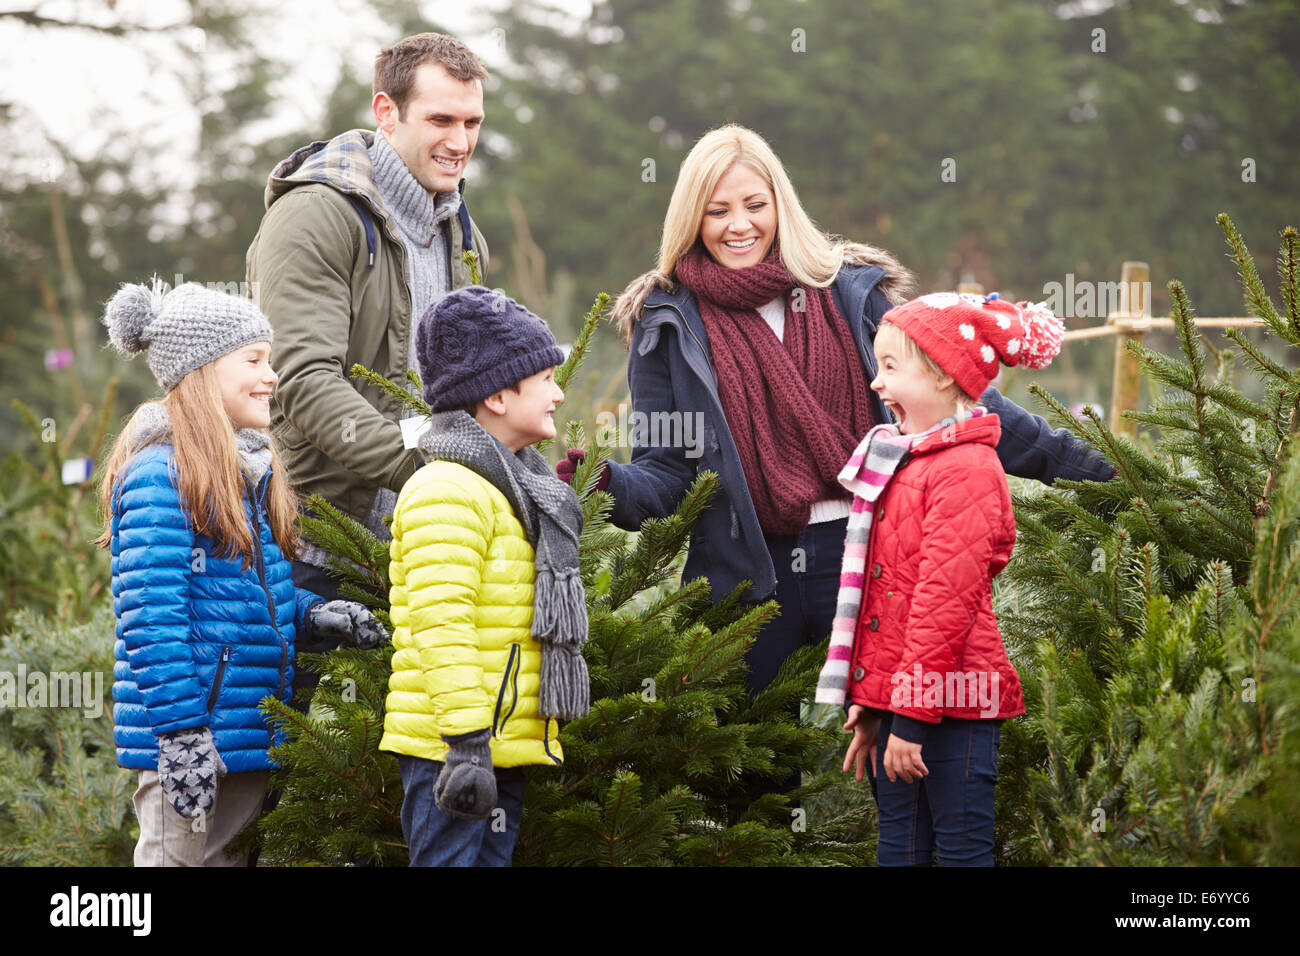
882, 732, 928, 784
556, 448, 611, 492
842, 705, 881, 782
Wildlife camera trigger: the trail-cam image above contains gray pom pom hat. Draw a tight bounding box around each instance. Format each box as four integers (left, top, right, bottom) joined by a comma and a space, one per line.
103, 277, 274, 391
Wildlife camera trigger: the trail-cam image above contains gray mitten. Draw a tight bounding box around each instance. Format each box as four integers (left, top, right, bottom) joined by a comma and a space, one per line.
308, 599, 389, 650
157, 726, 227, 820
433, 729, 497, 821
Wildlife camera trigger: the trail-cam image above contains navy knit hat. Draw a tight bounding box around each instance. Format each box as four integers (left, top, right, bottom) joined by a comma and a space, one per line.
417, 287, 565, 411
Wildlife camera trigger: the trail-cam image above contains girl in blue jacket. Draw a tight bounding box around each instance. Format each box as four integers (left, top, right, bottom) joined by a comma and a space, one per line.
96, 279, 385, 867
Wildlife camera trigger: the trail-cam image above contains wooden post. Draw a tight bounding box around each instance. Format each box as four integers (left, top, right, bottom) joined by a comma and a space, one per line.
1107, 261, 1150, 436
957, 273, 984, 296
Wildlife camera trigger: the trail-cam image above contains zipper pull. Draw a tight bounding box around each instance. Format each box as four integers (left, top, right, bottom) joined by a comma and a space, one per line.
221, 645, 232, 663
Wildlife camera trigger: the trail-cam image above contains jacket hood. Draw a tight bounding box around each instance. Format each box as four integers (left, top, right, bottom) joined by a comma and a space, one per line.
611, 240, 917, 343
264, 128, 387, 212
122, 401, 175, 454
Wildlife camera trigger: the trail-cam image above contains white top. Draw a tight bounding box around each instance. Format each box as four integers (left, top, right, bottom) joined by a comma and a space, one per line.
757, 295, 785, 341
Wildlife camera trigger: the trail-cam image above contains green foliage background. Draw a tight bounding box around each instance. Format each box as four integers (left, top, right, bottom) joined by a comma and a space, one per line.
1, 1, 1299, 866
5, 0, 1298, 463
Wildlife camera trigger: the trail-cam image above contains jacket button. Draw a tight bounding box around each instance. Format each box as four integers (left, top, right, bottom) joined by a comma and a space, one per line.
852, 667, 865, 681
868, 617, 879, 631
871, 563, 882, 578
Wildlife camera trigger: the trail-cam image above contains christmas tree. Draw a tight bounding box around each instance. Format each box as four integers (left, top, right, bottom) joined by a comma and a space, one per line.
242, 293, 875, 866
0, 602, 135, 866
992, 215, 1300, 864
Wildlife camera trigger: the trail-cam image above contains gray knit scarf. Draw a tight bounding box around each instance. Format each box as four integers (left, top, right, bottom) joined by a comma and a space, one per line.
125, 401, 273, 486
418, 411, 590, 720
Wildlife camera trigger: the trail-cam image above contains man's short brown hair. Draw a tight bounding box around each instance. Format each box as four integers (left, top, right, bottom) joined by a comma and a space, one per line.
374, 33, 489, 119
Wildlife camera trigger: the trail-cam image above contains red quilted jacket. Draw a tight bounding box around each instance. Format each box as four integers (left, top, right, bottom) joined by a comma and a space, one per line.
847, 413, 1025, 725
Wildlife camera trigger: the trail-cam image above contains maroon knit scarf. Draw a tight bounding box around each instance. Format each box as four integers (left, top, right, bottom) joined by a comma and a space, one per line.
675, 243, 875, 535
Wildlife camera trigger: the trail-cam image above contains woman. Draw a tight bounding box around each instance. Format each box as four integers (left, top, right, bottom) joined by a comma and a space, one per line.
565, 124, 1112, 695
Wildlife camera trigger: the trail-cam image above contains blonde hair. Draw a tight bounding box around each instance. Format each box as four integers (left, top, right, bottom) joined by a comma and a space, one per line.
95, 361, 302, 570
878, 320, 978, 413
613, 124, 917, 342
656, 124, 846, 288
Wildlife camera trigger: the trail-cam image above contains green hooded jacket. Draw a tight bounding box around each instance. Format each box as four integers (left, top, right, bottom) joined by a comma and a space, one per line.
246, 129, 489, 524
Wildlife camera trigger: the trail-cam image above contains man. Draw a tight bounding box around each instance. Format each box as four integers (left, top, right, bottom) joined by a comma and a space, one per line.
246, 33, 490, 699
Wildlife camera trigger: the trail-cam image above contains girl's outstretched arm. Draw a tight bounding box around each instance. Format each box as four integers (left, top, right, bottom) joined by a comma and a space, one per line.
293, 586, 326, 639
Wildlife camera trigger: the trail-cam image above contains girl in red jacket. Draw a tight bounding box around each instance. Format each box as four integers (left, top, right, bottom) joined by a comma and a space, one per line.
815, 292, 1066, 866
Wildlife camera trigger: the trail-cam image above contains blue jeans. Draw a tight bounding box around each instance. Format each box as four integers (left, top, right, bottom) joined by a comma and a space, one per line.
398, 755, 527, 867
746, 517, 848, 694
872, 712, 1001, 866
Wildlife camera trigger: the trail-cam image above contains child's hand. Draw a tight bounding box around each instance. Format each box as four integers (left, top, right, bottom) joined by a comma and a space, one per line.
309, 599, 389, 650
842, 705, 881, 782
883, 733, 928, 784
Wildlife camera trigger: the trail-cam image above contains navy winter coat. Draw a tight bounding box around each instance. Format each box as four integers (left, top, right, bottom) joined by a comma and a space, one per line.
607, 264, 1114, 603
109, 445, 323, 772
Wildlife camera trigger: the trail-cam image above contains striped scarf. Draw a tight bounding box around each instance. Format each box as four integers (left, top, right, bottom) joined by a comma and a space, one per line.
814, 406, 985, 706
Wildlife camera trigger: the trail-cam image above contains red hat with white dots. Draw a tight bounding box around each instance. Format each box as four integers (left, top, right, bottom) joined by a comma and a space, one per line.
881, 291, 1065, 400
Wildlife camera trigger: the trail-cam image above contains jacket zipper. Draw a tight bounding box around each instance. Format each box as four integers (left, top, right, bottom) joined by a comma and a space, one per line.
542, 716, 561, 765
500, 648, 521, 732
492, 644, 521, 738
206, 645, 233, 714
247, 477, 288, 742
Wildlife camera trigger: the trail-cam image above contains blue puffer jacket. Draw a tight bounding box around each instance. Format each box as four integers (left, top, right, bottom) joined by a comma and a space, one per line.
110, 444, 323, 772
607, 264, 1115, 604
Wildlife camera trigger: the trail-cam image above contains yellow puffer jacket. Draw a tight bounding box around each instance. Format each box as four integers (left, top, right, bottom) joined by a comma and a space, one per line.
379, 460, 562, 767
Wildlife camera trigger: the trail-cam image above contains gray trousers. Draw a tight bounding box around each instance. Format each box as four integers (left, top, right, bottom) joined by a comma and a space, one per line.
132, 770, 269, 867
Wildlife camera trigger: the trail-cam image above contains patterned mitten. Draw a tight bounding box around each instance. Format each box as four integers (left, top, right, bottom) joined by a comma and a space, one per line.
309, 600, 389, 650
157, 727, 227, 820
433, 729, 497, 821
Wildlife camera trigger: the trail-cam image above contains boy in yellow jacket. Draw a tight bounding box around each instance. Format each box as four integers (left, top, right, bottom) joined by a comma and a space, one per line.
380, 287, 589, 866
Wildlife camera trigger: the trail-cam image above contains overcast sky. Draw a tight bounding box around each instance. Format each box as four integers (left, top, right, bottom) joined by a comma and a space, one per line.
0, 0, 594, 191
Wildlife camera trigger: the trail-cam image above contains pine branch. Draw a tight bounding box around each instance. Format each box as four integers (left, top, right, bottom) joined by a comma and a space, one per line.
348, 364, 430, 418
1223, 327, 1293, 384
556, 293, 610, 395
1255, 391, 1300, 517
1169, 281, 1207, 401
1028, 386, 1135, 495
1217, 213, 1290, 339
462, 250, 482, 286
1281, 226, 1300, 335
